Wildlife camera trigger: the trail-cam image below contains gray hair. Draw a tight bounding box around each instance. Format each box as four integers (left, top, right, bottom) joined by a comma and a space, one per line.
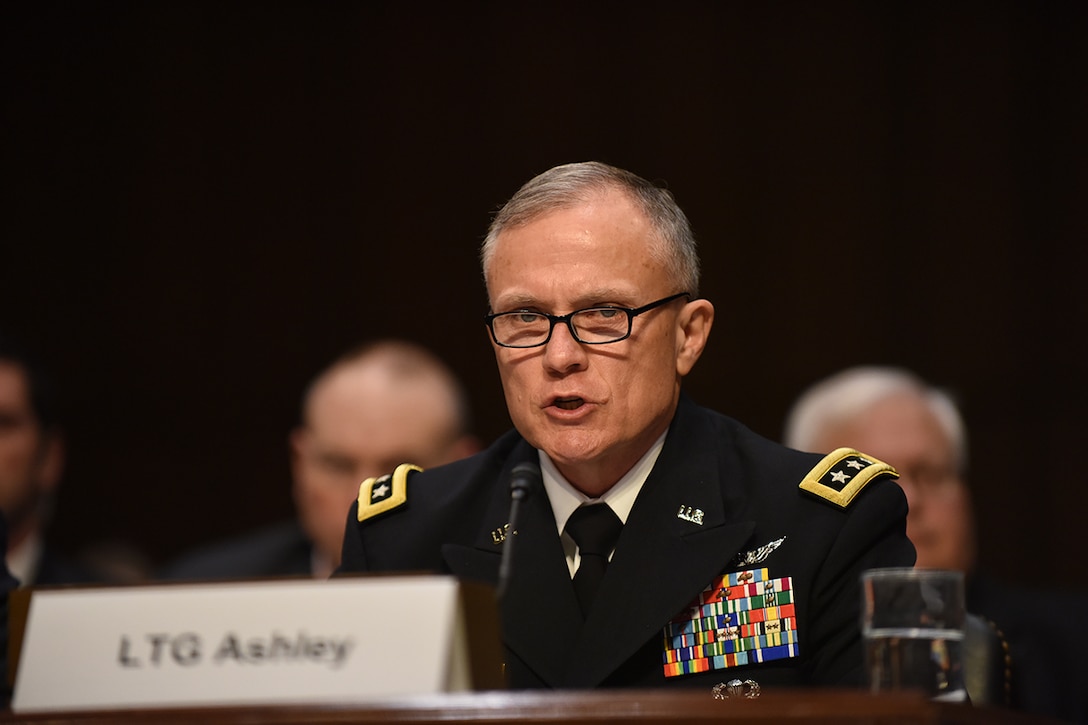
480, 161, 701, 295
783, 366, 968, 473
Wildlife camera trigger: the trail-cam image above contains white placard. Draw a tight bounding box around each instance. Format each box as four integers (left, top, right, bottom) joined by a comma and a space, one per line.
11, 575, 501, 713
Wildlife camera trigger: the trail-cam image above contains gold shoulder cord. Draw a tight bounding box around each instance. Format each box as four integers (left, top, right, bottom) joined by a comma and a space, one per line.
356, 463, 423, 522
798, 447, 897, 508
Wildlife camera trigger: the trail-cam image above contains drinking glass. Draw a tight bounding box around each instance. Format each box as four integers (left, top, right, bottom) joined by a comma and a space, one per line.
860, 568, 967, 701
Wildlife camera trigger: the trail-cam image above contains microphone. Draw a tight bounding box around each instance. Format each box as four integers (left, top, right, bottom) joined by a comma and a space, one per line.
496, 461, 541, 602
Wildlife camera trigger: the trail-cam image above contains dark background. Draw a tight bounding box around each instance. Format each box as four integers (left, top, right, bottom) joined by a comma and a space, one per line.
3, 2, 1086, 590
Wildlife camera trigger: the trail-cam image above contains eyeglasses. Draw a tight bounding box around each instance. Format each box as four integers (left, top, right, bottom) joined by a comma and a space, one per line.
485, 292, 691, 349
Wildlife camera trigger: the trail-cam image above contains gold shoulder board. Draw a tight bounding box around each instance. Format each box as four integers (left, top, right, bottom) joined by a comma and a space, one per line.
799, 448, 897, 508
357, 463, 423, 522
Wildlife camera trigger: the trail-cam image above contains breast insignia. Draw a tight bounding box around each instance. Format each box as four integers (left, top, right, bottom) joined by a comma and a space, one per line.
357, 463, 422, 522
798, 448, 897, 508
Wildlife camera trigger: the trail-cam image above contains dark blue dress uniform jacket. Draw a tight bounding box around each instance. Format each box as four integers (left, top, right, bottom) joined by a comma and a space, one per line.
338, 394, 915, 690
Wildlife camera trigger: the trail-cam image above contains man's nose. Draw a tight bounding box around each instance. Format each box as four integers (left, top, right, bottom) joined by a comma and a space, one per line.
541, 319, 588, 372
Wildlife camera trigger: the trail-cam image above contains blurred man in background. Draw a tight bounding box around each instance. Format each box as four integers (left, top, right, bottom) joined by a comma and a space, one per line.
785, 366, 1087, 721
784, 366, 973, 573
0, 334, 96, 586
163, 339, 479, 580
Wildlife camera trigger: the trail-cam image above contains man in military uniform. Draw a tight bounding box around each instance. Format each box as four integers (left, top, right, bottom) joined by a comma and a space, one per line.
337, 161, 914, 691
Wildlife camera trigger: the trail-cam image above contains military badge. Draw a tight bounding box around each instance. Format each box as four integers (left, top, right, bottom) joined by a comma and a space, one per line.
676, 505, 704, 525
356, 463, 421, 522
662, 568, 798, 677
732, 536, 786, 567
711, 678, 761, 699
799, 448, 897, 508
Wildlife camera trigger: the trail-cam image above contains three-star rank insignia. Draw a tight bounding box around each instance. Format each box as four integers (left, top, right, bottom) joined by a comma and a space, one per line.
799, 448, 897, 508
356, 463, 422, 522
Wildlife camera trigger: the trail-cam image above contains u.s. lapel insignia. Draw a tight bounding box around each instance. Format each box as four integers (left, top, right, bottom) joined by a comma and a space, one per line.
732, 536, 787, 567
356, 463, 422, 522
799, 448, 897, 508
491, 523, 511, 545
662, 568, 799, 677
677, 505, 705, 525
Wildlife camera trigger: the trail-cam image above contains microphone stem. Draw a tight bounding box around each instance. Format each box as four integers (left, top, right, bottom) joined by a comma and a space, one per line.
496, 490, 527, 602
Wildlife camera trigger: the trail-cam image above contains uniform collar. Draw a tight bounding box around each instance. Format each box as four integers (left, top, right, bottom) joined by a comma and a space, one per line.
538, 431, 667, 577
539, 429, 667, 533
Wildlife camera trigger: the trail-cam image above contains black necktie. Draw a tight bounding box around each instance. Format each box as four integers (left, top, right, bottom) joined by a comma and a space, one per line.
565, 503, 623, 618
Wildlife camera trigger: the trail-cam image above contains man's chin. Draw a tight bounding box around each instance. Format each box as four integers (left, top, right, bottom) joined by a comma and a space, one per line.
535, 430, 606, 467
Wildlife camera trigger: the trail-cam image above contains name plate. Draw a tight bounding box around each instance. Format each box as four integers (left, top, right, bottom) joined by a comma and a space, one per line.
11, 575, 503, 713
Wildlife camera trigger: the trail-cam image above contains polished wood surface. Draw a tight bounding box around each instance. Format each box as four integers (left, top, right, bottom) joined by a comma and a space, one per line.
0, 689, 1054, 724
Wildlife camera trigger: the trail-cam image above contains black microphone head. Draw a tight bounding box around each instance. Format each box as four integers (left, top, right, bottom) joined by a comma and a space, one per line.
509, 461, 541, 498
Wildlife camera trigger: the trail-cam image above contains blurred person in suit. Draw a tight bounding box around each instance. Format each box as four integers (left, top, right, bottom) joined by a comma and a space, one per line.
785, 365, 1088, 721
0, 510, 19, 706
0, 333, 97, 586
163, 339, 479, 581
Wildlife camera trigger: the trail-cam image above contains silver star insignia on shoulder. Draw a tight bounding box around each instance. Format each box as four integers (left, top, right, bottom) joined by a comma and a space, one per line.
371, 481, 391, 501
799, 448, 898, 508
356, 463, 421, 522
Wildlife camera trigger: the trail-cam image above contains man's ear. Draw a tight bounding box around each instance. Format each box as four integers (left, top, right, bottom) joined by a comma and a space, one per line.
288, 427, 307, 482
676, 298, 715, 377
36, 432, 65, 494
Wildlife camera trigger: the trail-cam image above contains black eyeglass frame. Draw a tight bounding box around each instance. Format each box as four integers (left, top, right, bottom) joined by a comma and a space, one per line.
484, 292, 692, 349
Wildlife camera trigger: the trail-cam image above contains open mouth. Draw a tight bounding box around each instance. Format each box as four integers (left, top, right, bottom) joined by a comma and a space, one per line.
553, 397, 585, 411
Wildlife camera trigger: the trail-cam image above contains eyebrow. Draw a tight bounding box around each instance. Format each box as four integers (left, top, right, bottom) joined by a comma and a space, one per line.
495, 288, 638, 312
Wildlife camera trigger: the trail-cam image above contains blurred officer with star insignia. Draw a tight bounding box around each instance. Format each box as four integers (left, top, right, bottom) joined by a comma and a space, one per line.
164, 339, 479, 581
337, 161, 915, 690
786, 366, 1088, 721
